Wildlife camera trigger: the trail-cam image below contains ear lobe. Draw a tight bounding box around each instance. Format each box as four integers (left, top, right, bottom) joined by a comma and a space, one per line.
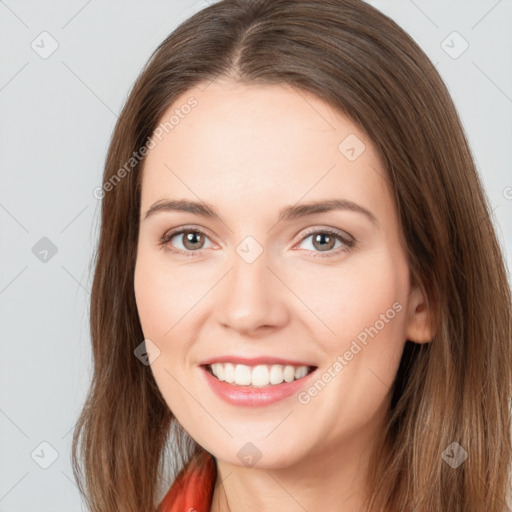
405, 285, 435, 344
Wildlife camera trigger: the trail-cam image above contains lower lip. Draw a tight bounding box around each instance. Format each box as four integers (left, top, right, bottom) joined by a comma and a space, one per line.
200, 366, 317, 407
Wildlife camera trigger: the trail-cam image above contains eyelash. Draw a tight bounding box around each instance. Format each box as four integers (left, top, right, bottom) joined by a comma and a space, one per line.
158, 225, 355, 259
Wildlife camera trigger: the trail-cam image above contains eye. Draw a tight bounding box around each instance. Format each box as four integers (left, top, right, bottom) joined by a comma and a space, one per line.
159, 227, 213, 257
295, 227, 355, 258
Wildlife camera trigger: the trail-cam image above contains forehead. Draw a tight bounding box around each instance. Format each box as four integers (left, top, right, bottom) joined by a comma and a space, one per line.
140, 80, 390, 222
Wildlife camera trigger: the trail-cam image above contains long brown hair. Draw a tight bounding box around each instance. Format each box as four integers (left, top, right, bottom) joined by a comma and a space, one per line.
72, 0, 512, 510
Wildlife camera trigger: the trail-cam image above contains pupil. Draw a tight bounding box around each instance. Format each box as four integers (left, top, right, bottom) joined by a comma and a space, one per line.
185, 231, 201, 248
315, 233, 333, 251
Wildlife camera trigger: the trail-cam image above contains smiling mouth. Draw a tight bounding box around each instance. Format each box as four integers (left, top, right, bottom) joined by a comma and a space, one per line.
203, 362, 317, 388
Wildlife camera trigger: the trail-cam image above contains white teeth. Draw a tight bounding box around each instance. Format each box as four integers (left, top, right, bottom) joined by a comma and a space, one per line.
251, 365, 270, 387
224, 362, 235, 383
234, 364, 252, 385
269, 364, 284, 384
209, 363, 313, 387
212, 363, 224, 381
295, 366, 308, 379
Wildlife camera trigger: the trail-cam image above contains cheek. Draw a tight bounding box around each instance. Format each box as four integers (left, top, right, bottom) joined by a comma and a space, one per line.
133, 259, 166, 340
133, 250, 198, 340
133, 259, 184, 374
290, 252, 408, 342
134, 254, 194, 410
297, 251, 409, 402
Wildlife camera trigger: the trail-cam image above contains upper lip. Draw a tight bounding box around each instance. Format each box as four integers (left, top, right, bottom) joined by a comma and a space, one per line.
199, 356, 317, 367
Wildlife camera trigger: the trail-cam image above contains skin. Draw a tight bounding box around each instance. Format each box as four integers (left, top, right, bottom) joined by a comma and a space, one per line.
133, 79, 434, 512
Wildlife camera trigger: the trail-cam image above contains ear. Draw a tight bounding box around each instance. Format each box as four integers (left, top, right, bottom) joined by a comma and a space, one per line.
405, 285, 435, 344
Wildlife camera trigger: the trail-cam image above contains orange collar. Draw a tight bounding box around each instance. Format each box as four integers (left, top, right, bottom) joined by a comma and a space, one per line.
158, 450, 216, 512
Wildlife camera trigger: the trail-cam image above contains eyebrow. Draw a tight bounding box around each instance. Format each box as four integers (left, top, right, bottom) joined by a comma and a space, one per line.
143, 198, 378, 227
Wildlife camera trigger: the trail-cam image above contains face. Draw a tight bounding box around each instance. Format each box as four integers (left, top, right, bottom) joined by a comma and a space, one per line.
134, 80, 431, 471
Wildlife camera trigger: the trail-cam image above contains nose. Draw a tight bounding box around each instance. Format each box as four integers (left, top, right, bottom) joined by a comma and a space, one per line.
215, 249, 290, 336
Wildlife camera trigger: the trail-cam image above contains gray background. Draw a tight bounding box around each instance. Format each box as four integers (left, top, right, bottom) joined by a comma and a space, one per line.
1, 0, 511, 510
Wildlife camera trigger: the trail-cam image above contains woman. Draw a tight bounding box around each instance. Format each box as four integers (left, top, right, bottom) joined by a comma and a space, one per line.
72, 0, 512, 511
